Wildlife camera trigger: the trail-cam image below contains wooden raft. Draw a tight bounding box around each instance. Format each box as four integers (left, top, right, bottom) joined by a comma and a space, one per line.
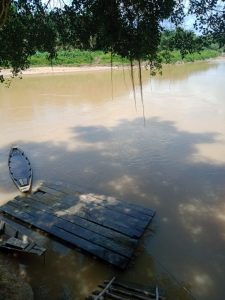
87, 277, 165, 300
0, 181, 155, 268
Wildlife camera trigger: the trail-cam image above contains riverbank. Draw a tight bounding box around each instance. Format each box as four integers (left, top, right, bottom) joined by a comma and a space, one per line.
1, 54, 224, 78
29, 49, 220, 67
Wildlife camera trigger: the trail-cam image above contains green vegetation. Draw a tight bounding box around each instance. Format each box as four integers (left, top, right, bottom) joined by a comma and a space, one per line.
160, 49, 220, 64
173, 50, 219, 62
28, 27, 221, 67
29, 27, 222, 68
0, 1, 224, 81
28, 49, 220, 67
29, 50, 129, 67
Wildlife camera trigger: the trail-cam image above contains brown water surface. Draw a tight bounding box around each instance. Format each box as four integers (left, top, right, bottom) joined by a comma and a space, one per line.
0, 60, 225, 300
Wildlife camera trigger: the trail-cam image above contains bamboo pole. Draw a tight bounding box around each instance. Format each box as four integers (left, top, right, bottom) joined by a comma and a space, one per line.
99, 285, 155, 300
103, 281, 165, 300
94, 277, 116, 300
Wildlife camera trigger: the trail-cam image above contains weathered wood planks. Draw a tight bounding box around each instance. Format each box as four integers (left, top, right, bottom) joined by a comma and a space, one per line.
0, 181, 155, 268
13, 196, 135, 258
38, 183, 155, 237
1, 200, 129, 267
87, 278, 165, 300
43, 182, 155, 219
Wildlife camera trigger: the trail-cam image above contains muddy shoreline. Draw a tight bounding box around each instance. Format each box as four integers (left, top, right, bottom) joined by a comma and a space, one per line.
1, 56, 224, 77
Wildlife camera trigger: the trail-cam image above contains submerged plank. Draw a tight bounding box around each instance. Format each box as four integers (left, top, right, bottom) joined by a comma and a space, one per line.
18, 195, 137, 248
89, 279, 165, 300
104, 281, 164, 299
31, 192, 144, 238
95, 277, 116, 300
0, 201, 129, 268
38, 185, 155, 237
13, 196, 136, 258
42, 182, 155, 218
39, 183, 155, 225
5, 237, 28, 249
0, 181, 156, 268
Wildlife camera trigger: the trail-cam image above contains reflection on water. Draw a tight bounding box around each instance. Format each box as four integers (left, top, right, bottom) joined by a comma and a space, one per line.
0, 60, 225, 300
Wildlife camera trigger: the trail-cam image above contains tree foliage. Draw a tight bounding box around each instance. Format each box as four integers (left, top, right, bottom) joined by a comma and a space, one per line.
0, 0, 184, 80
0, 0, 224, 82
160, 28, 204, 58
0, 0, 58, 81
189, 0, 225, 47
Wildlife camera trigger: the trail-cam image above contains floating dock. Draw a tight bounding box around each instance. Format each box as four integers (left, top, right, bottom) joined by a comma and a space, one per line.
87, 277, 165, 300
0, 182, 155, 268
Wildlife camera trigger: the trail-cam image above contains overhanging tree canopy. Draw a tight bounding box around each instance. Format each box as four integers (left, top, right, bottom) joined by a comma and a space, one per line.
189, 0, 225, 47
0, 0, 224, 82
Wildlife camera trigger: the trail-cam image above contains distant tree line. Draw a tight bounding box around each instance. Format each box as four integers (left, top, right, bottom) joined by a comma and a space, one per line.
159, 27, 223, 62
0, 0, 224, 82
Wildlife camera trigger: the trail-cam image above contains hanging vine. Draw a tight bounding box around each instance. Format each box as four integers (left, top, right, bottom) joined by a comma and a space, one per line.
0, 0, 10, 27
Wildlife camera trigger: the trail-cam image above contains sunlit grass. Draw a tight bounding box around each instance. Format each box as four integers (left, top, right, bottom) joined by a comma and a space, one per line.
29, 50, 129, 66
159, 50, 220, 63
29, 49, 220, 67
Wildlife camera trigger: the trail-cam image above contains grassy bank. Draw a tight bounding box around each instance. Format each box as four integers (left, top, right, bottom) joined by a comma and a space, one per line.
159, 49, 220, 63
29, 49, 220, 67
29, 50, 128, 66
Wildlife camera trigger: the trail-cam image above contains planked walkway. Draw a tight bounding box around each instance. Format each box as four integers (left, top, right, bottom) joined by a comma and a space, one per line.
87, 277, 165, 300
0, 181, 155, 268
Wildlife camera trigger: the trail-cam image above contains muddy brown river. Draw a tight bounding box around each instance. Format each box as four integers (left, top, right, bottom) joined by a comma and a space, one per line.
0, 59, 225, 300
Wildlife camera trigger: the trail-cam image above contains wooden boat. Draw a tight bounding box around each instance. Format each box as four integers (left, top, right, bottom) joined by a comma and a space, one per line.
0, 219, 46, 256
8, 146, 33, 193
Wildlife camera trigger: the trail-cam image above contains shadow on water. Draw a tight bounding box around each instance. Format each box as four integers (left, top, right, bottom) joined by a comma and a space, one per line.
0, 117, 225, 300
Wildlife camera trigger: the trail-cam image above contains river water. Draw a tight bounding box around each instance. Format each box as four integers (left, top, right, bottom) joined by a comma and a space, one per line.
0, 59, 225, 300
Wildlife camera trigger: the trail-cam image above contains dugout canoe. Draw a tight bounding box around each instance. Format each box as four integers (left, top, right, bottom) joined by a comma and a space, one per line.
8, 146, 33, 193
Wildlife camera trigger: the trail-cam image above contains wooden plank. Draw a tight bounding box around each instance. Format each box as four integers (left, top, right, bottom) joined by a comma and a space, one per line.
36, 185, 63, 197
1, 180, 156, 268
156, 286, 159, 300
0, 214, 45, 242
35, 189, 149, 236
4, 223, 18, 237
37, 185, 154, 232
69, 193, 151, 230
94, 277, 116, 300
0, 202, 129, 268
1, 202, 128, 267
23, 195, 138, 251
31, 195, 143, 239
103, 282, 164, 300
39, 184, 152, 223
99, 285, 153, 300
64, 204, 144, 237
78, 193, 154, 222
18, 195, 137, 248
5, 237, 29, 249
24, 241, 36, 252
0, 220, 5, 232
30, 193, 143, 238
39, 185, 155, 232
14, 195, 135, 258
42, 182, 155, 218
105, 291, 127, 300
